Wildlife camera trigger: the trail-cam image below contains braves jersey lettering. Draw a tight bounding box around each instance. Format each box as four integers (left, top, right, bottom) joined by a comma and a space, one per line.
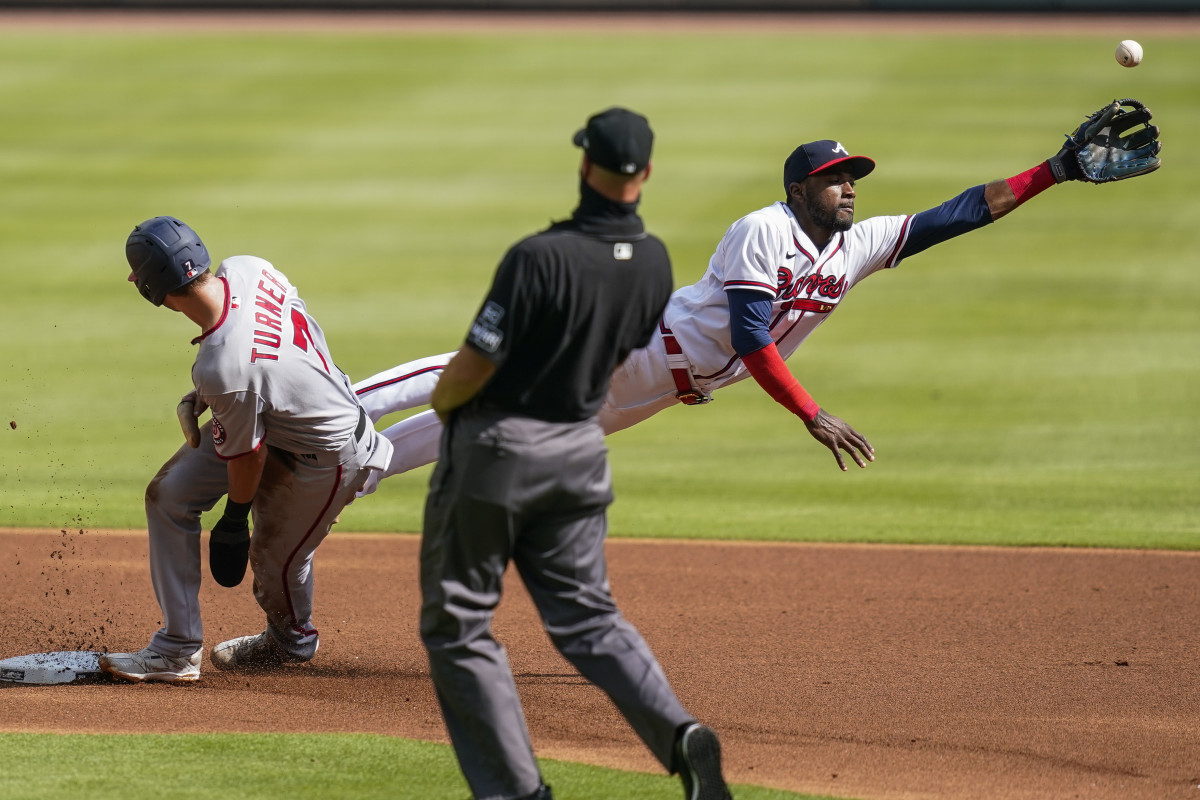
664, 201, 912, 385
777, 266, 846, 302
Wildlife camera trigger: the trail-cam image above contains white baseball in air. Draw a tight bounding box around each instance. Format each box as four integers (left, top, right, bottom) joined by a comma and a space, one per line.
1115, 39, 1143, 68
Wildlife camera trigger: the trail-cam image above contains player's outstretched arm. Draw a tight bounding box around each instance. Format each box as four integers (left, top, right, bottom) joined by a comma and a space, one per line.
803, 409, 875, 472
900, 99, 1162, 258
991, 98, 1161, 221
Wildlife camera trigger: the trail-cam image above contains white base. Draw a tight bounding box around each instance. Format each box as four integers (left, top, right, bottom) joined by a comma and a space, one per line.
0, 651, 107, 685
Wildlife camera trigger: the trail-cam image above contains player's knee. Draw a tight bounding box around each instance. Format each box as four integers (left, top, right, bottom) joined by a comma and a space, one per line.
144, 462, 193, 511
144, 468, 171, 508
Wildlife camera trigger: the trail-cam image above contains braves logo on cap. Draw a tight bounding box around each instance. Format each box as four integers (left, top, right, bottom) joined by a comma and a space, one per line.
783, 140, 876, 192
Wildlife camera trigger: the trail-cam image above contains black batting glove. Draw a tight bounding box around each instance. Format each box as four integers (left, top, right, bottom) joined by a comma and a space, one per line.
209, 499, 252, 588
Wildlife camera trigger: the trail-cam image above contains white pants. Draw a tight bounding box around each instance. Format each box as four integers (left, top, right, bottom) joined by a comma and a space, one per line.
351, 333, 691, 497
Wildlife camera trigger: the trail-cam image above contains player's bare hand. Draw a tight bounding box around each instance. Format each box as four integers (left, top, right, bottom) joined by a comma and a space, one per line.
804, 409, 875, 471
180, 389, 208, 416
176, 392, 204, 449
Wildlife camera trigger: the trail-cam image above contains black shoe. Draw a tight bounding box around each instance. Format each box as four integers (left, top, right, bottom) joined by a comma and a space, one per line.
516, 786, 553, 800
675, 723, 732, 800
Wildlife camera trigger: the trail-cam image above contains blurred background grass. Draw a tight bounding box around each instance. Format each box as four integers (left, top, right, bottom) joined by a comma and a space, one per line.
0, 26, 1196, 547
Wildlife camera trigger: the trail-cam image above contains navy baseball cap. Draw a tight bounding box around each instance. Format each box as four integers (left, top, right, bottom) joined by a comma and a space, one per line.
783, 140, 875, 191
572, 107, 654, 175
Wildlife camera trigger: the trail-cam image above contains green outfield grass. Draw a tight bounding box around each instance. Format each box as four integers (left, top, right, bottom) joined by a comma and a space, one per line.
2, 29, 1196, 547
0, 732, 838, 800
0, 22, 1197, 800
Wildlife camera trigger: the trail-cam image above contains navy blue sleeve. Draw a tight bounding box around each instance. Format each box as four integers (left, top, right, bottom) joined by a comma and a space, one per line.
726, 288, 775, 356
898, 184, 993, 261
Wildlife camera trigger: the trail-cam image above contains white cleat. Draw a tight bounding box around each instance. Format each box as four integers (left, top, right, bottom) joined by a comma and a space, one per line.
98, 648, 201, 684
210, 632, 314, 671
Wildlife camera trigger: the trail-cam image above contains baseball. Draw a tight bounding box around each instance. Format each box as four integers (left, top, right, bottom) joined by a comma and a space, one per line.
1115, 40, 1143, 68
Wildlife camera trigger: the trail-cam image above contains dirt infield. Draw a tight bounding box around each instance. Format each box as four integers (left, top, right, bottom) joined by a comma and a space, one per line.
2, 528, 1199, 799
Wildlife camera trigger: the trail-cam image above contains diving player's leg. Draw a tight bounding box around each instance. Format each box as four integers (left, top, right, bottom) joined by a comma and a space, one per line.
356, 409, 443, 497
359, 342, 689, 499
599, 343, 680, 435
353, 352, 456, 423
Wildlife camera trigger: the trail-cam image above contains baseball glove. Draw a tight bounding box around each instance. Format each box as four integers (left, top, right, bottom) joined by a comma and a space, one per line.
1049, 98, 1161, 183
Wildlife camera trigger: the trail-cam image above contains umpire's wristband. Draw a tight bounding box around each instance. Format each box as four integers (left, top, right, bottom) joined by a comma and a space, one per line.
220, 498, 253, 524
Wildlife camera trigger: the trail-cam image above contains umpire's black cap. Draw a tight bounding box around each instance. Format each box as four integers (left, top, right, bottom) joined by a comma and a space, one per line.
783, 140, 876, 192
573, 107, 653, 176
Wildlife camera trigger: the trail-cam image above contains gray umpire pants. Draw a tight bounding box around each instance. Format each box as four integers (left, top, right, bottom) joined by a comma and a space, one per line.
420, 407, 695, 800
144, 419, 385, 660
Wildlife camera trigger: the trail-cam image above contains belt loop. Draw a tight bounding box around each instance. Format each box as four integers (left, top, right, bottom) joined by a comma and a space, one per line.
355, 406, 367, 441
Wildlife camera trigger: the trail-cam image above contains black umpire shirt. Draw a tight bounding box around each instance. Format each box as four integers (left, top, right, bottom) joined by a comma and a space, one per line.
463, 181, 673, 422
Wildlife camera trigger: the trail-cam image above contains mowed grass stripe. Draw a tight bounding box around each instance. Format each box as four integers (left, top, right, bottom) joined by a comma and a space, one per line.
0, 733, 840, 800
0, 32, 1195, 538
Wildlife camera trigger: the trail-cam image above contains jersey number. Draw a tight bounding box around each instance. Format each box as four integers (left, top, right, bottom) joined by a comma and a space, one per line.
290, 308, 330, 372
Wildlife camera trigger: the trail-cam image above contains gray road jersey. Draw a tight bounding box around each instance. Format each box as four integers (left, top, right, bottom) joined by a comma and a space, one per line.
192, 256, 361, 460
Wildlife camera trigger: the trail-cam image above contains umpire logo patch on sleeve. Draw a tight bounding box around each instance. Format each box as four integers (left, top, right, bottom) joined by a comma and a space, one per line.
468, 302, 505, 354
614, 243, 633, 260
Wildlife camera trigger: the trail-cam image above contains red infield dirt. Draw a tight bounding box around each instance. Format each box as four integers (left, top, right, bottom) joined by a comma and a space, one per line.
1, 527, 1198, 800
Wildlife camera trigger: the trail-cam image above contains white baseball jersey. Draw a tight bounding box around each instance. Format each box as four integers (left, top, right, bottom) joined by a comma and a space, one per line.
193, 256, 370, 463
665, 200, 912, 390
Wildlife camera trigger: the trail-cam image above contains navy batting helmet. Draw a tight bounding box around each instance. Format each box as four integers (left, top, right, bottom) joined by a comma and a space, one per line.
126, 216, 210, 306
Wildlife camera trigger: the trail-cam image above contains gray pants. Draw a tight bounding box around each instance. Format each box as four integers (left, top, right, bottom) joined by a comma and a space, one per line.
145, 420, 381, 659
420, 408, 694, 800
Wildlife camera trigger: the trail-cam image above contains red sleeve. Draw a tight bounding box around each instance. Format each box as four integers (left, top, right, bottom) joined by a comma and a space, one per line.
742, 343, 819, 422
1006, 161, 1056, 206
